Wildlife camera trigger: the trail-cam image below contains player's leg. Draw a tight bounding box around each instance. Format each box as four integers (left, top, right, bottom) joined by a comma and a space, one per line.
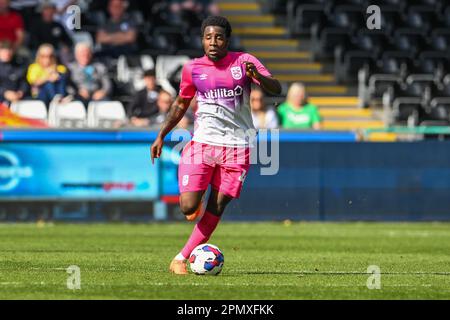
178, 141, 213, 220
179, 190, 205, 217
175, 188, 231, 267
172, 159, 249, 272
170, 142, 215, 274
205, 188, 233, 217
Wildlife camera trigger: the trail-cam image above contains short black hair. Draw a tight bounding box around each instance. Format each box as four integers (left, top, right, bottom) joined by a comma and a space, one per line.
201, 16, 232, 38
143, 69, 155, 78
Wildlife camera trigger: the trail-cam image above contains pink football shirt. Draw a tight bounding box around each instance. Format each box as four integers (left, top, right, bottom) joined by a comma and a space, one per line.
179, 51, 272, 147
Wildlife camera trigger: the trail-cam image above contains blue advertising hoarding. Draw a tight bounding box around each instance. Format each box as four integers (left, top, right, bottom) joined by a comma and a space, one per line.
0, 143, 161, 200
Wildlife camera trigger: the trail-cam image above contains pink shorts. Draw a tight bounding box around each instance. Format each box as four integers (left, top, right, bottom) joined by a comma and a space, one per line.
178, 141, 251, 198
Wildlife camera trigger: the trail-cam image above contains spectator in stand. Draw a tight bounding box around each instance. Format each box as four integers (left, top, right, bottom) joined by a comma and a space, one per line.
169, 0, 203, 26
170, 0, 218, 17
0, 0, 25, 53
29, 1, 73, 64
26, 43, 68, 106
68, 42, 112, 107
149, 90, 173, 126
0, 40, 28, 105
250, 87, 278, 129
96, 0, 138, 58
277, 82, 321, 130
9, 0, 39, 28
198, 0, 219, 16
127, 69, 162, 127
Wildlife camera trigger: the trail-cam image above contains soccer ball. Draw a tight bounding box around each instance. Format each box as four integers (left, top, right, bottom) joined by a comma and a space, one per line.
189, 244, 224, 275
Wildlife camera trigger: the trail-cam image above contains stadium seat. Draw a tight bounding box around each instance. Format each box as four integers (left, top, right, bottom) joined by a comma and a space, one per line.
141, 32, 172, 56
117, 54, 155, 91
428, 82, 450, 116
404, 6, 438, 32
335, 30, 387, 83
439, 6, 450, 28
429, 29, 450, 52
311, 25, 351, 60
49, 101, 87, 128
335, 47, 377, 84
267, 0, 291, 15
155, 55, 190, 97
417, 52, 450, 84
392, 102, 422, 125
10, 100, 48, 122
175, 29, 203, 58
375, 8, 403, 35
423, 102, 450, 123
382, 30, 427, 58
154, 27, 187, 54
358, 54, 407, 107
292, 2, 326, 35
87, 101, 127, 128
383, 82, 430, 125
366, 0, 406, 11
311, 4, 368, 59
404, 58, 441, 84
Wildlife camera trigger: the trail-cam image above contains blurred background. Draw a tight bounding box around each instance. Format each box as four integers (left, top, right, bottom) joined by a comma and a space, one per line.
1, 0, 450, 222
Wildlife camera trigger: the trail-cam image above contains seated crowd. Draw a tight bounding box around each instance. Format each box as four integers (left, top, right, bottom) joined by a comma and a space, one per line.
0, 0, 321, 130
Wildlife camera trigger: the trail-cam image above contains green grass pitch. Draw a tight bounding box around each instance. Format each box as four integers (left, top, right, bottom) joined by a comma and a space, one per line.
0, 222, 449, 299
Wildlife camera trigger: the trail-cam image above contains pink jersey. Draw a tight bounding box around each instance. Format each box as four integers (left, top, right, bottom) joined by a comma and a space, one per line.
179, 51, 272, 147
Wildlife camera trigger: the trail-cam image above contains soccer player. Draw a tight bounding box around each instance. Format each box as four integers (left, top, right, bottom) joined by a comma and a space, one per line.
150, 16, 281, 275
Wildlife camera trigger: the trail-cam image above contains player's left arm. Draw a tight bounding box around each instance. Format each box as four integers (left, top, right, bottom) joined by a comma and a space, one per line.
244, 62, 281, 96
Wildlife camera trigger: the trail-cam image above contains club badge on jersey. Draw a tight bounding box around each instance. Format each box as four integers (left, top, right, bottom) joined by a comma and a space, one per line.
230, 66, 243, 80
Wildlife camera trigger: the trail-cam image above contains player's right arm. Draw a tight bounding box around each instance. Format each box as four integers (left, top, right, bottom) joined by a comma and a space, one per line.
150, 96, 192, 164
151, 61, 196, 164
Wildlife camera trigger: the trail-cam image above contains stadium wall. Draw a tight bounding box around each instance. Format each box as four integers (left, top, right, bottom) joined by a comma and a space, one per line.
231, 141, 450, 221
1, 130, 449, 221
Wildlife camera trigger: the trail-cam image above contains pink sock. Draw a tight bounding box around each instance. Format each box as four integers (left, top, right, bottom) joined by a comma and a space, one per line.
181, 211, 221, 259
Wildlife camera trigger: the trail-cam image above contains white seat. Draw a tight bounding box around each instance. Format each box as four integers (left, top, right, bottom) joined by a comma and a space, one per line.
117, 54, 155, 91
155, 55, 190, 96
50, 101, 87, 128
87, 101, 127, 128
10, 100, 48, 122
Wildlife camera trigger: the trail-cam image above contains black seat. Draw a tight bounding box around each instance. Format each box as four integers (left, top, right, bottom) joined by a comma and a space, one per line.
366, 0, 406, 11
359, 55, 405, 106
382, 30, 427, 57
155, 27, 185, 53
387, 82, 429, 125
325, 0, 366, 14
406, 56, 449, 84
335, 31, 382, 82
375, 8, 404, 34
423, 104, 450, 123
428, 29, 450, 53
429, 82, 450, 113
403, 6, 438, 32
311, 10, 360, 59
438, 6, 450, 28
292, 2, 326, 35
404, 0, 442, 9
